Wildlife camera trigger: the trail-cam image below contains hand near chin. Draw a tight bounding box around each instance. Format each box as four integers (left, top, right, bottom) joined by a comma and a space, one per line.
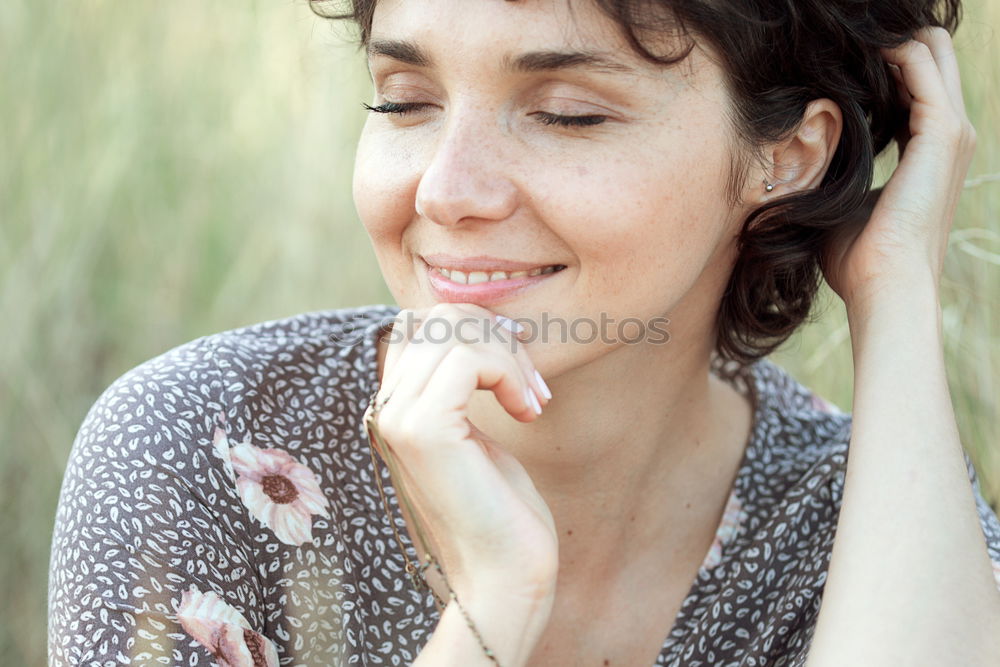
820, 27, 976, 314
364, 303, 558, 611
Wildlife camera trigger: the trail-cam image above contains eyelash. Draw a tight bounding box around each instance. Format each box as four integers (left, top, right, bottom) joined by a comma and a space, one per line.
361, 101, 607, 128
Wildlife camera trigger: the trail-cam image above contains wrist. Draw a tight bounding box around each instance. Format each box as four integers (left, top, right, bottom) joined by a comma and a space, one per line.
421, 585, 553, 667
464, 576, 556, 636
844, 272, 941, 331
844, 278, 943, 367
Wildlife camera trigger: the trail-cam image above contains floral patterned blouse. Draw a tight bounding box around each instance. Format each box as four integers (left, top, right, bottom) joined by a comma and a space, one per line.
48, 305, 1000, 666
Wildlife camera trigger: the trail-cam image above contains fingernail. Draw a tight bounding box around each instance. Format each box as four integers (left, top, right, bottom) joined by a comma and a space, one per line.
495, 315, 525, 335
534, 369, 552, 400
526, 387, 542, 415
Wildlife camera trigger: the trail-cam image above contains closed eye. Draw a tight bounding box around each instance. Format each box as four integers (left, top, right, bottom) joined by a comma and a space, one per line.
362, 102, 608, 128
530, 111, 607, 127
362, 101, 429, 114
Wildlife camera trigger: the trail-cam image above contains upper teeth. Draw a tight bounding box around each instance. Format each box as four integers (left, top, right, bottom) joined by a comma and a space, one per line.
436, 265, 561, 285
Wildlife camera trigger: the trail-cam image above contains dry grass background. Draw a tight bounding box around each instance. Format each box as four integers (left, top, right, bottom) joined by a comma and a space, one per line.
0, 1, 997, 664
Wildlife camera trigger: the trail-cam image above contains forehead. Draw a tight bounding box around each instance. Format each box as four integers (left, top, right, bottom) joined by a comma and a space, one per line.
368, 0, 694, 73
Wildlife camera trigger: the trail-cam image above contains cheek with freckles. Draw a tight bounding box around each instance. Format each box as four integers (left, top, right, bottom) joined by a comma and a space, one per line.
353, 129, 425, 302
353, 129, 418, 241
525, 139, 733, 317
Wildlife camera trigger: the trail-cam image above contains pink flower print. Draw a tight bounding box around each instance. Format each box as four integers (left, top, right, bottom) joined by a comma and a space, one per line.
229, 441, 330, 546
176, 587, 279, 667
213, 427, 235, 477
702, 490, 746, 571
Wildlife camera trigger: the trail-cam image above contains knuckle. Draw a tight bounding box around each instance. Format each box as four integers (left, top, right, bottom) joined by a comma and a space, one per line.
373, 404, 404, 443
445, 343, 478, 366
914, 26, 947, 45
421, 304, 487, 342
928, 26, 951, 41
479, 335, 518, 362
377, 405, 424, 455
910, 40, 932, 58
896, 39, 930, 62
396, 412, 427, 451
927, 28, 956, 58
426, 302, 459, 319
441, 344, 511, 383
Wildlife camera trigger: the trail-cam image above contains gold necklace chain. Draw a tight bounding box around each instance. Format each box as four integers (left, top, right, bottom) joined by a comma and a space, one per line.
364, 386, 501, 665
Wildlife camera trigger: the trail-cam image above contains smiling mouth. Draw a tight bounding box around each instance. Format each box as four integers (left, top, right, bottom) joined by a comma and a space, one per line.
430, 264, 566, 285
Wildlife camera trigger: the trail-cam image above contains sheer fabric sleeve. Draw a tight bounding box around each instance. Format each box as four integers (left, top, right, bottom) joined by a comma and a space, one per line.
47, 338, 279, 666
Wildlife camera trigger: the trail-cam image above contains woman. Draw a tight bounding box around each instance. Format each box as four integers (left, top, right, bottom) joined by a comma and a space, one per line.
48, 0, 1000, 665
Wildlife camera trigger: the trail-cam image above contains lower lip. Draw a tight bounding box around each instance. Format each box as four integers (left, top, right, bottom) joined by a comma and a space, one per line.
424, 260, 564, 306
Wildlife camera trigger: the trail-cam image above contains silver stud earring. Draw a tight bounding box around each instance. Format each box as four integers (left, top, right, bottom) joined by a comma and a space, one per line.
764, 182, 775, 192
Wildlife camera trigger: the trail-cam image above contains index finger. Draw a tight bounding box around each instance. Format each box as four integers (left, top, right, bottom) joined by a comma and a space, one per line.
913, 26, 965, 117
377, 304, 507, 395
880, 39, 950, 113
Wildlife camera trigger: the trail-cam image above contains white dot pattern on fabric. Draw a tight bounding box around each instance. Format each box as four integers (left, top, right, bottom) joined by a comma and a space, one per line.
47, 305, 1000, 666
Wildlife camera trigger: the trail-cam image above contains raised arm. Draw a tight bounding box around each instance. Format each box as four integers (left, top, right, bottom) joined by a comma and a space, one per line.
808, 27, 1000, 666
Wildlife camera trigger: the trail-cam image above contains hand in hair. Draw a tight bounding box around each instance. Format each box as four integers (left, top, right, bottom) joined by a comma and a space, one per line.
819, 26, 976, 311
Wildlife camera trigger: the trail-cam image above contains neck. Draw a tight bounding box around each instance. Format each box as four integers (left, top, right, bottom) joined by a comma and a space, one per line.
371, 290, 755, 596
461, 307, 754, 588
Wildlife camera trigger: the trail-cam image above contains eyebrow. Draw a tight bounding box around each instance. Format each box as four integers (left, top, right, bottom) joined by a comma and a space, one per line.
367, 39, 636, 74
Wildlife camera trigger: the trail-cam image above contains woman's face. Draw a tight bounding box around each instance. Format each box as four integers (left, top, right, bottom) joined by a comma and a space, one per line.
353, 0, 758, 374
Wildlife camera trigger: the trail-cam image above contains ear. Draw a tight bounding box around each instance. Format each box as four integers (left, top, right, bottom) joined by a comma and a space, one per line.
764, 99, 842, 197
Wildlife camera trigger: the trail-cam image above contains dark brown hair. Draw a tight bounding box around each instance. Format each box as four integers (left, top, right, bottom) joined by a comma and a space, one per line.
314, 0, 961, 366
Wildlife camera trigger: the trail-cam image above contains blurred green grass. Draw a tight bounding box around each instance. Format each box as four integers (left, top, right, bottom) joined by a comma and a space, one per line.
0, 1, 996, 664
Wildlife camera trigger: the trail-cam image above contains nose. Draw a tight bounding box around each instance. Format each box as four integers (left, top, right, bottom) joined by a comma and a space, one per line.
414, 114, 519, 227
